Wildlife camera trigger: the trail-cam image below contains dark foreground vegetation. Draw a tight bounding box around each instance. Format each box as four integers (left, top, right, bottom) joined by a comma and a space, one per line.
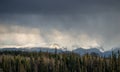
0, 50, 120, 72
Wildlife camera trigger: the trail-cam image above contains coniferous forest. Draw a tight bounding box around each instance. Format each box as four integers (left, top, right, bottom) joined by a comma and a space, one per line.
0, 50, 120, 72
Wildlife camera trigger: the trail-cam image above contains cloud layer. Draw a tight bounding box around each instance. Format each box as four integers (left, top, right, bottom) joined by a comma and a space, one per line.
0, 24, 102, 50
0, 25, 46, 48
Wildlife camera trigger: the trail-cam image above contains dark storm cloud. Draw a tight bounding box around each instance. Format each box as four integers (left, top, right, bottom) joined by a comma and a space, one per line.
0, 0, 120, 50
0, 0, 120, 14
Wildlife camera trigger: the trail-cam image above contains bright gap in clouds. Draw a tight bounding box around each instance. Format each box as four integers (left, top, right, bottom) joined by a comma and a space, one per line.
0, 25, 46, 48
0, 24, 102, 50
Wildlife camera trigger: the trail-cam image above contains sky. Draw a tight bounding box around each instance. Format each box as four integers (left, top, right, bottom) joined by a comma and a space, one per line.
0, 0, 120, 51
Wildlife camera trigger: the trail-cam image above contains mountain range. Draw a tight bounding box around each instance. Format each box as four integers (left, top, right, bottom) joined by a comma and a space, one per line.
0, 47, 120, 57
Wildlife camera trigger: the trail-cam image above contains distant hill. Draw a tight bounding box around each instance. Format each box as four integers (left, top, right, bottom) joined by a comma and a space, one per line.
73, 48, 102, 56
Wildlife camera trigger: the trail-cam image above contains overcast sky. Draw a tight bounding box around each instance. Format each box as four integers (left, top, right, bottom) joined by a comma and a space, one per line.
0, 0, 120, 50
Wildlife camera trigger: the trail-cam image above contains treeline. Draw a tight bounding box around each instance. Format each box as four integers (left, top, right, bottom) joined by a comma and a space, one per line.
0, 50, 120, 72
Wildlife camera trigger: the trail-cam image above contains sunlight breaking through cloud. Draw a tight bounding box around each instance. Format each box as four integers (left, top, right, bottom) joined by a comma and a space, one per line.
0, 25, 102, 50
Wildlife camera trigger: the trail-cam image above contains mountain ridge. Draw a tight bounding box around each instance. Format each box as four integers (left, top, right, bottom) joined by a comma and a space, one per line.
0, 47, 120, 57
